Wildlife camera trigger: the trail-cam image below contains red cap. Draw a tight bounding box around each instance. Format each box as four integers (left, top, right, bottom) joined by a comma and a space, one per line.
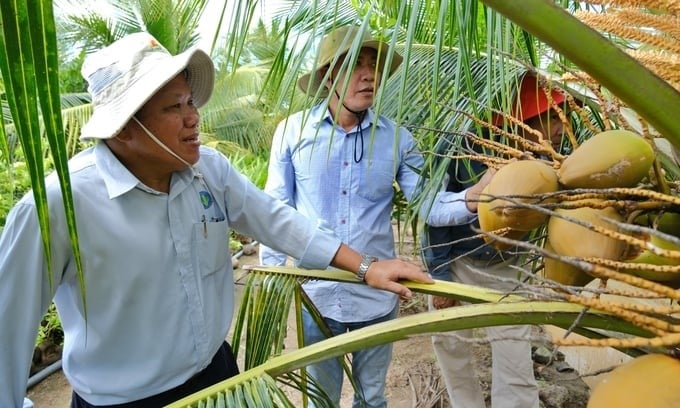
493, 74, 567, 126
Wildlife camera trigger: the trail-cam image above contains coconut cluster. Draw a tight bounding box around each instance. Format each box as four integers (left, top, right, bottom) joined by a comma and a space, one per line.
478, 129, 680, 286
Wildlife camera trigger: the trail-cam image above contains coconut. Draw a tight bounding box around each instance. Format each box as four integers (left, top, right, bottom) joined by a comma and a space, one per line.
482, 160, 559, 232
542, 241, 593, 287
547, 201, 626, 261
588, 353, 680, 407
620, 233, 680, 282
633, 212, 680, 239
558, 129, 654, 189
478, 185, 528, 250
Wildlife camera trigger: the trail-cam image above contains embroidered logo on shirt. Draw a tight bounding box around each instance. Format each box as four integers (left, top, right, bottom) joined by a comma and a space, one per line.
199, 191, 213, 209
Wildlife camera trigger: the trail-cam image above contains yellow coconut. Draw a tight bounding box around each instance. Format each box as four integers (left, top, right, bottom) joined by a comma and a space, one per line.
542, 241, 593, 287
588, 353, 680, 407
483, 160, 559, 231
558, 129, 654, 189
478, 185, 528, 250
547, 201, 626, 261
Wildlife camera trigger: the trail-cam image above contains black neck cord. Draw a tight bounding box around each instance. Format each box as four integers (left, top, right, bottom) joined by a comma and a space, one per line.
333, 89, 367, 163
354, 121, 365, 163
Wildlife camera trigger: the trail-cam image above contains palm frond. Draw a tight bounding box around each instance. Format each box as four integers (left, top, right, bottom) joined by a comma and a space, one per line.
0, 98, 9, 167
168, 266, 656, 408
55, 0, 207, 53
1, 0, 57, 291
232, 271, 297, 369
60, 103, 93, 157
229, 270, 345, 408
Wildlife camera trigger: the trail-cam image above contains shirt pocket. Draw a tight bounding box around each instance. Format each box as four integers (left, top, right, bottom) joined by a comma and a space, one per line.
356, 159, 396, 202
194, 219, 230, 277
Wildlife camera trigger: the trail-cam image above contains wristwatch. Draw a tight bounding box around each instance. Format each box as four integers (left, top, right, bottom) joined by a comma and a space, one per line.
356, 254, 378, 282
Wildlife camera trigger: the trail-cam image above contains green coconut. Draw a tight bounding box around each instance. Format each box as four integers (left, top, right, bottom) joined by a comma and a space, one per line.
477, 185, 528, 250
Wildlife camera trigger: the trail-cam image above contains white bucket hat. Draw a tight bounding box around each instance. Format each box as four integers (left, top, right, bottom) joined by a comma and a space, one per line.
80, 32, 214, 140
297, 26, 403, 98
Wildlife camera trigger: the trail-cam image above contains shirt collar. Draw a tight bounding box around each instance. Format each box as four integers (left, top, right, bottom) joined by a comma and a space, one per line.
94, 142, 194, 199
309, 104, 386, 131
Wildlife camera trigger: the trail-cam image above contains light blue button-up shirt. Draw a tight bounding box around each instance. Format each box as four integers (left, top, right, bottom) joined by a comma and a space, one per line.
0, 142, 341, 407
260, 105, 475, 322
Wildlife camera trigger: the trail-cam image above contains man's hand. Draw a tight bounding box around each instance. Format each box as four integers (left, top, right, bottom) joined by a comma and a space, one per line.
464, 168, 497, 213
363, 259, 433, 299
432, 295, 459, 309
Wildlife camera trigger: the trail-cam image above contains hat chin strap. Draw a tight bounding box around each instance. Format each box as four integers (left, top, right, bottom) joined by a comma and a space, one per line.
333, 89, 366, 116
131, 116, 201, 177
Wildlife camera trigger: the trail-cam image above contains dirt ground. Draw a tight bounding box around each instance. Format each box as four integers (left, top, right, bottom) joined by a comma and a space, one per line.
27, 230, 591, 407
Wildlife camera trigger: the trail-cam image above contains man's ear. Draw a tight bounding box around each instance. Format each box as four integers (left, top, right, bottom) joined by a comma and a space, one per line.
321, 67, 333, 91
115, 122, 134, 141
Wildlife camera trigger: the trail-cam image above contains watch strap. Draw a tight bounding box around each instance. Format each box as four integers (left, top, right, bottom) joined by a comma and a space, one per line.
356, 254, 378, 282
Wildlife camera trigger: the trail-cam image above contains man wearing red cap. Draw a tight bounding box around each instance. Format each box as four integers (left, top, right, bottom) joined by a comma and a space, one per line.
421, 72, 570, 408
494, 73, 569, 151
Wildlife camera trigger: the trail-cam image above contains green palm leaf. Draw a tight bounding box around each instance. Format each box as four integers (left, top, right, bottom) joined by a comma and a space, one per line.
169, 267, 653, 408
232, 271, 297, 369
0, 0, 87, 305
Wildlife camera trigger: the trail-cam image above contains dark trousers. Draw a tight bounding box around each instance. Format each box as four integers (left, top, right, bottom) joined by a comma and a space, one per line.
71, 341, 239, 408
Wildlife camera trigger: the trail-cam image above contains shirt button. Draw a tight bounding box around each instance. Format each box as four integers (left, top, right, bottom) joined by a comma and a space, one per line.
342, 190, 347, 195
343, 161, 348, 166
341, 219, 346, 224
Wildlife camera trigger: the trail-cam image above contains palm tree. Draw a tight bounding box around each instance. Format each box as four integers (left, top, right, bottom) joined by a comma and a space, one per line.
1, 0, 679, 406
200, 19, 292, 155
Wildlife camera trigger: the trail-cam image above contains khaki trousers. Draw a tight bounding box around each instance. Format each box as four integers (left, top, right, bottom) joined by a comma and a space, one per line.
429, 256, 539, 408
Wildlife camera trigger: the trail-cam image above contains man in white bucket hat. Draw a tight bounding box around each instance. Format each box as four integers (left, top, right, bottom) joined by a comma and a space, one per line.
0, 31, 433, 408
259, 25, 488, 408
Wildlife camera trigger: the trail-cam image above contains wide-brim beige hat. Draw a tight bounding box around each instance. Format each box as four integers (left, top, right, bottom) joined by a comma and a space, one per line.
297, 26, 403, 98
80, 32, 214, 140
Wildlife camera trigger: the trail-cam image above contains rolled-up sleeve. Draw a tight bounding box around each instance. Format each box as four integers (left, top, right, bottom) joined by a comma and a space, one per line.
423, 190, 477, 227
